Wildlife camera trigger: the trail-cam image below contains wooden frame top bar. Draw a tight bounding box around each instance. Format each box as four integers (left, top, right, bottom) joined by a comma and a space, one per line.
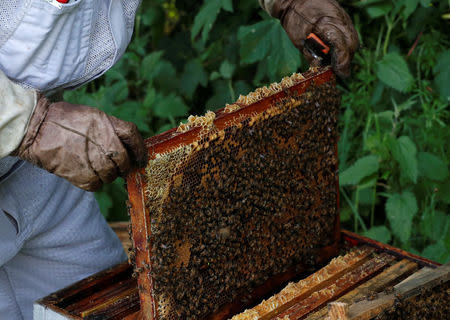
145, 68, 334, 157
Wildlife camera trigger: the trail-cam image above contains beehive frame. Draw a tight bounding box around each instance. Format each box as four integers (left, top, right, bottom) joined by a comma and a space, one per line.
127, 68, 341, 320
34, 230, 443, 320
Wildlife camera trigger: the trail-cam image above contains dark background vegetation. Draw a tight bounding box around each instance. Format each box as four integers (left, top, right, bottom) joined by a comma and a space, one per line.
64, 0, 449, 263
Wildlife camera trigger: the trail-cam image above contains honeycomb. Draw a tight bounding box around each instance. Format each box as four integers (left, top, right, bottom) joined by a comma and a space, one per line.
232, 248, 372, 320
130, 68, 340, 319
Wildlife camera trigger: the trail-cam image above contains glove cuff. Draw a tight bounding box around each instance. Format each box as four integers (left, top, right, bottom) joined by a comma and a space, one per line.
14, 95, 50, 159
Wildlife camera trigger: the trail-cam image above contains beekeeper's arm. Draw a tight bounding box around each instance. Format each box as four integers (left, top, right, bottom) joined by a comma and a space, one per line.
0, 71, 146, 191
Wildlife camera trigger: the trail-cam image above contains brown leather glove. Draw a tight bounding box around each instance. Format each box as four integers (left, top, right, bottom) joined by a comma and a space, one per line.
272, 0, 359, 78
14, 96, 147, 191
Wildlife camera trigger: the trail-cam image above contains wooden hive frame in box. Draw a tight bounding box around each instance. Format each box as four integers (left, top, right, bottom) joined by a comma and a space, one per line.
231, 231, 448, 320
34, 231, 448, 320
127, 68, 342, 320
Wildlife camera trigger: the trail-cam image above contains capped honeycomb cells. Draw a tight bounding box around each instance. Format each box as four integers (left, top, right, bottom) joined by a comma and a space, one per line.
235, 72, 306, 107
142, 72, 340, 319
177, 111, 216, 133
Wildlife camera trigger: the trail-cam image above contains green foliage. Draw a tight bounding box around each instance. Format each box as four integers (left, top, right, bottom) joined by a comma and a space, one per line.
391, 136, 418, 184
340, 155, 379, 186
434, 49, 450, 100
376, 53, 414, 92
386, 191, 418, 244
64, 0, 449, 262
363, 226, 392, 244
191, 0, 233, 44
180, 59, 208, 98
238, 20, 302, 80
418, 152, 449, 181
338, 0, 449, 263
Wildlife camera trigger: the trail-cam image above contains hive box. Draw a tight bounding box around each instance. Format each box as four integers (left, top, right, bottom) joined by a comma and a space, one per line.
34, 231, 446, 319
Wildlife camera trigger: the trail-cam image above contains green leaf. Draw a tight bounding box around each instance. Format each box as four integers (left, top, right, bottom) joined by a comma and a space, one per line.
386, 191, 418, 244
153, 94, 188, 118
376, 53, 414, 92
363, 226, 392, 244
105, 69, 126, 84
209, 71, 221, 81
393, 96, 416, 115
338, 107, 354, 170
366, 4, 394, 19
422, 241, 449, 264
191, 0, 233, 44
418, 152, 449, 181
433, 50, 450, 101
420, 0, 432, 7
391, 136, 418, 183
141, 51, 164, 81
358, 180, 377, 206
370, 81, 385, 106
340, 207, 352, 222
437, 180, 450, 205
267, 25, 302, 79
109, 81, 129, 103
238, 20, 301, 79
156, 123, 174, 135
399, 0, 420, 19
153, 61, 178, 92
112, 101, 151, 135
95, 191, 113, 218
206, 80, 232, 109
141, 6, 163, 27
420, 210, 449, 243
143, 88, 157, 110
219, 60, 236, 79
238, 20, 274, 64
234, 80, 252, 98
180, 59, 208, 98
340, 155, 379, 186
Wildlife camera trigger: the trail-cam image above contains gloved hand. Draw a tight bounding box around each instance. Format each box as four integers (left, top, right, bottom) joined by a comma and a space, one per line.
14, 96, 147, 191
269, 0, 359, 78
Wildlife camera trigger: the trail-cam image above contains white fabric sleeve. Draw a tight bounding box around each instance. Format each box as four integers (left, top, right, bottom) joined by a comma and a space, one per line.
259, 0, 278, 17
0, 70, 37, 158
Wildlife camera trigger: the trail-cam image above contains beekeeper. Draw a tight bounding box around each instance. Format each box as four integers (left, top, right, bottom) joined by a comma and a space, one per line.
0, 1, 358, 319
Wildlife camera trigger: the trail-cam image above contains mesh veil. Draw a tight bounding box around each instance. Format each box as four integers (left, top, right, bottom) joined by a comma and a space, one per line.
0, 0, 29, 48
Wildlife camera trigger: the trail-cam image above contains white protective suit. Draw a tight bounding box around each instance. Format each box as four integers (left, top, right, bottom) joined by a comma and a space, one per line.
0, 1, 141, 319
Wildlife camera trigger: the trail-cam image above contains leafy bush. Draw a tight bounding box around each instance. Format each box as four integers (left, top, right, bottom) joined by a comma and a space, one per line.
64, 0, 449, 263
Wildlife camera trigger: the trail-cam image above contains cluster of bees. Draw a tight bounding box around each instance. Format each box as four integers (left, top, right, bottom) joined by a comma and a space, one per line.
142, 74, 340, 319
378, 282, 449, 319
